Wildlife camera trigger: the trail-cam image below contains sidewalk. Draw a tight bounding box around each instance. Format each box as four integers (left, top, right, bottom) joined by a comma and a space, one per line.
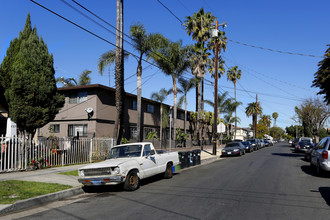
0, 145, 223, 216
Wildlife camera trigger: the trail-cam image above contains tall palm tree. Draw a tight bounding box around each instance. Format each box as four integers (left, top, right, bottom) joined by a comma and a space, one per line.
151, 88, 170, 149
205, 91, 232, 118
150, 39, 190, 141
245, 102, 263, 138
130, 23, 162, 142
272, 112, 279, 139
184, 8, 215, 112
227, 66, 242, 139
178, 77, 198, 134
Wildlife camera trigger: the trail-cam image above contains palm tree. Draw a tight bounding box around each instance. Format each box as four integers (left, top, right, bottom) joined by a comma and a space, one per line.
184, 8, 216, 112
245, 102, 263, 138
149, 39, 190, 141
78, 70, 92, 86
227, 66, 242, 139
260, 114, 271, 135
272, 112, 279, 139
151, 88, 170, 149
205, 91, 232, 118
225, 99, 242, 139
177, 77, 198, 134
56, 70, 92, 87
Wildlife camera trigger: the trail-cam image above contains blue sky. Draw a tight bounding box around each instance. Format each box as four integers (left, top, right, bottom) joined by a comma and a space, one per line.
1, 0, 329, 131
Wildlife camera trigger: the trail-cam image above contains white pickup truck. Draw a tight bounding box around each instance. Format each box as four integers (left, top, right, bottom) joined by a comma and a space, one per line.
78, 142, 179, 191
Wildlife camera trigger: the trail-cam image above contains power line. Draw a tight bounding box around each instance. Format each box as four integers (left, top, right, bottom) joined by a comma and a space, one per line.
227, 39, 323, 58
157, 0, 184, 24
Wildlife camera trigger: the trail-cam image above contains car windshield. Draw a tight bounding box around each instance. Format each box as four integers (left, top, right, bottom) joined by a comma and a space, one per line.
242, 141, 250, 145
107, 145, 142, 159
301, 138, 312, 142
225, 143, 240, 148
247, 140, 256, 143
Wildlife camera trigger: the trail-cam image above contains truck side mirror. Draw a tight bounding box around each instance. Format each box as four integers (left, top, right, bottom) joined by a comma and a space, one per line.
150, 150, 155, 155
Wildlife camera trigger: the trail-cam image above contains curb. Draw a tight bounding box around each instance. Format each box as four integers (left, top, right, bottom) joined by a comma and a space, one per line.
0, 187, 84, 216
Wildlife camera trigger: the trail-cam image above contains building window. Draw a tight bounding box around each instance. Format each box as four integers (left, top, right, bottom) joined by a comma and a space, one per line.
69, 91, 87, 104
68, 124, 87, 137
130, 127, 137, 139
146, 104, 154, 113
131, 100, 137, 110
177, 111, 185, 120
49, 124, 60, 133
144, 127, 156, 139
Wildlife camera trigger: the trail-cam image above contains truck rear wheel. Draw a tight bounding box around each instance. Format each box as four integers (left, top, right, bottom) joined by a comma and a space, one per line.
124, 170, 140, 191
164, 163, 173, 179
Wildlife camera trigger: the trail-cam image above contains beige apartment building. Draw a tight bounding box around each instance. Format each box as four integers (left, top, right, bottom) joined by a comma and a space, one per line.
38, 84, 189, 142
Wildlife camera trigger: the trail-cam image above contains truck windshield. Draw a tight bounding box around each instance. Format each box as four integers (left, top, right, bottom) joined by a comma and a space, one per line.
107, 145, 142, 159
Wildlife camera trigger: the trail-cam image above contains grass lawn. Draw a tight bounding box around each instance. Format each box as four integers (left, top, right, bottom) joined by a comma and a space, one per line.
0, 180, 72, 204
58, 170, 79, 176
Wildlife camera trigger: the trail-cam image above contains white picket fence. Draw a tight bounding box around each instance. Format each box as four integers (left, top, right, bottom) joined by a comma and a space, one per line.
0, 135, 116, 173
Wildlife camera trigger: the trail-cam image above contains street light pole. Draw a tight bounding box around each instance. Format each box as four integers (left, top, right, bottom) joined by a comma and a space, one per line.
212, 21, 219, 156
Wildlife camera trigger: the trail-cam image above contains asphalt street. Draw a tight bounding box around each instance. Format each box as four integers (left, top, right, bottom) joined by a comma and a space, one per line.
6, 143, 330, 220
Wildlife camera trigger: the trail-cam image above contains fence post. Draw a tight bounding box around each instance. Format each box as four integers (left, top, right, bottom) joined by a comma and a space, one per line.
89, 138, 93, 163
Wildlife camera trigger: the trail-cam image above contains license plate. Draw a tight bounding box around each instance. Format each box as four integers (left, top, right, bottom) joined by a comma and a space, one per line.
91, 181, 102, 185
228, 152, 231, 155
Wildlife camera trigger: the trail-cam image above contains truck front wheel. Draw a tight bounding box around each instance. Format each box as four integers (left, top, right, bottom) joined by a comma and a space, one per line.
124, 170, 140, 191
164, 163, 173, 179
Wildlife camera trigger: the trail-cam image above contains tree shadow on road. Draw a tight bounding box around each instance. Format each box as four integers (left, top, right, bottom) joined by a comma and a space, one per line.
272, 152, 304, 158
319, 187, 330, 206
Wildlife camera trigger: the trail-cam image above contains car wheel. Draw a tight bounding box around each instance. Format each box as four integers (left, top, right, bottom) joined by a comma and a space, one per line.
124, 170, 140, 191
164, 163, 173, 179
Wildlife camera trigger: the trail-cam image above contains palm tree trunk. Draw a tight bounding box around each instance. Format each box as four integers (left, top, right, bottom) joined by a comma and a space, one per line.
113, 0, 124, 145
172, 75, 177, 144
184, 95, 187, 134
136, 61, 142, 142
234, 83, 237, 140
160, 104, 163, 149
253, 114, 256, 138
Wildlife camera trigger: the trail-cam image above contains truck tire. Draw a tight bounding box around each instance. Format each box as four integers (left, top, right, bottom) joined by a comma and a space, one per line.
124, 170, 140, 191
164, 163, 173, 179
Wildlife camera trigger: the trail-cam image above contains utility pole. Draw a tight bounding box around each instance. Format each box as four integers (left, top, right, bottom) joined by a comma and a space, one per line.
255, 94, 258, 138
212, 21, 219, 155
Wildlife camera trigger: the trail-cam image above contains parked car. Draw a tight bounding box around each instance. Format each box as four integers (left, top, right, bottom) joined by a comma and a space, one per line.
78, 142, 179, 191
310, 137, 330, 176
221, 142, 246, 157
260, 139, 265, 148
304, 144, 316, 162
242, 141, 253, 152
264, 140, 270, 147
295, 140, 314, 153
247, 139, 261, 150
266, 139, 274, 146
288, 140, 293, 145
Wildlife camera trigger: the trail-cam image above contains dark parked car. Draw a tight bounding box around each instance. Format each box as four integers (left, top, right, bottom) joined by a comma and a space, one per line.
304, 144, 316, 161
264, 140, 270, 147
221, 142, 246, 157
242, 141, 254, 152
295, 141, 314, 153
247, 139, 261, 150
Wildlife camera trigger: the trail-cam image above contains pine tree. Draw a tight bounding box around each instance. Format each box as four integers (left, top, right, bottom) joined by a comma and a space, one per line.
0, 14, 64, 135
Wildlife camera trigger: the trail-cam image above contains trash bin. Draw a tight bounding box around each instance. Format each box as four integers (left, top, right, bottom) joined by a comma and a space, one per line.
194, 149, 201, 165
188, 151, 194, 167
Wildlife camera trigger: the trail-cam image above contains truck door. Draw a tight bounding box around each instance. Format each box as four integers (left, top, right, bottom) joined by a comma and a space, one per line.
141, 144, 158, 177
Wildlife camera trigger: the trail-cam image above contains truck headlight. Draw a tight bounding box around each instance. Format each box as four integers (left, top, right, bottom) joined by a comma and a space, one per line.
113, 167, 120, 174
79, 170, 84, 177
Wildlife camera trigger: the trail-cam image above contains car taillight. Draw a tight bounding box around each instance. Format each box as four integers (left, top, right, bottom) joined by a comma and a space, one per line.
297, 145, 300, 149
322, 151, 328, 159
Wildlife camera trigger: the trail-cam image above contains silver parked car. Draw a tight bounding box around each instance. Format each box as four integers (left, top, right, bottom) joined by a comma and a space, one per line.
310, 137, 330, 176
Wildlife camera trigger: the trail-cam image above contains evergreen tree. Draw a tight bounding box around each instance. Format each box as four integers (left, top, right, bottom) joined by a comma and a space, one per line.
0, 14, 64, 135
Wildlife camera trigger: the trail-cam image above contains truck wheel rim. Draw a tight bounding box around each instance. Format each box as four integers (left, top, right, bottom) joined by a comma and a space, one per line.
129, 175, 137, 186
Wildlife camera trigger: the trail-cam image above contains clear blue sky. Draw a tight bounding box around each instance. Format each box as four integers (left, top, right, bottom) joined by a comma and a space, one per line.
1, 0, 329, 131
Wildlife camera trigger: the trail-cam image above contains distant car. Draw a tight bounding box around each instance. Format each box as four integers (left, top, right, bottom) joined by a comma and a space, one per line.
259, 139, 265, 148
242, 141, 253, 153
264, 140, 270, 147
221, 142, 246, 157
295, 141, 314, 153
247, 139, 261, 150
289, 140, 293, 144
310, 137, 330, 176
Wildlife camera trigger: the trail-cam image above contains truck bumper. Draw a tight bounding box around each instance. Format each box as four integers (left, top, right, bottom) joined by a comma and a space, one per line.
78, 176, 124, 186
